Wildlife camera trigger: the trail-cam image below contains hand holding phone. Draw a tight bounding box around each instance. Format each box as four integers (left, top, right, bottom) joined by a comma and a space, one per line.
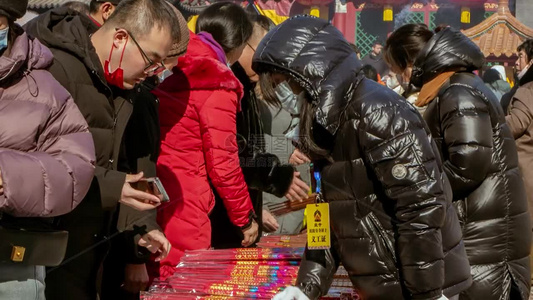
131, 177, 170, 202
121, 172, 164, 211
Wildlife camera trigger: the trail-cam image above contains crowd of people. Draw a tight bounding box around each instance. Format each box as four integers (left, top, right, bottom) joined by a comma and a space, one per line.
1, 0, 533, 300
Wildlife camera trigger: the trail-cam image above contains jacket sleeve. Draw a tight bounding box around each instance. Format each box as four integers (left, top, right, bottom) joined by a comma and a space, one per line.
198, 90, 254, 228
48, 56, 125, 210
505, 86, 533, 139
0, 92, 95, 217
94, 167, 127, 210
241, 152, 294, 197
439, 85, 493, 198
361, 105, 447, 300
117, 204, 161, 264
295, 240, 341, 299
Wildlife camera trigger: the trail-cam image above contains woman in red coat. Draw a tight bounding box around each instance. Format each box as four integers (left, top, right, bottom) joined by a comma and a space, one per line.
152, 2, 257, 278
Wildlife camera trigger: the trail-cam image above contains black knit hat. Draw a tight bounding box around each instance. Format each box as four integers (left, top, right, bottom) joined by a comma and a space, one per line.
0, 0, 28, 21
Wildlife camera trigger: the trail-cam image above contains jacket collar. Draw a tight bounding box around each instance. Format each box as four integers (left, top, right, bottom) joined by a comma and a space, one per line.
0, 27, 53, 83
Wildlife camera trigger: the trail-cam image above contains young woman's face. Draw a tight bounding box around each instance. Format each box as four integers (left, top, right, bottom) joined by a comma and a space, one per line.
0, 16, 7, 30
390, 64, 413, 85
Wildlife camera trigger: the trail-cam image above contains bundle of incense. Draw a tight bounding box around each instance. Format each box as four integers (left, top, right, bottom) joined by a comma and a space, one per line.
155, 281, 293, 299
176, 260, 300, 267
257, 234, 308, 248
266, 194, 317, 216
167, 265, 300, 283
145, 247, 365, 300
142, 292, 271, 300
167, 268, 300, 284
181, 247, 305, 262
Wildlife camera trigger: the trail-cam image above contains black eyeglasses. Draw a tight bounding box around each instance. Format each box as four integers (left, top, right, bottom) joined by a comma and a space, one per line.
118, 28, 166, 75
247, 43, 256, 52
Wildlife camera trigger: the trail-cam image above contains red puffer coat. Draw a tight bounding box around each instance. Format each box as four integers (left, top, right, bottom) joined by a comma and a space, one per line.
154, 32, 254, 278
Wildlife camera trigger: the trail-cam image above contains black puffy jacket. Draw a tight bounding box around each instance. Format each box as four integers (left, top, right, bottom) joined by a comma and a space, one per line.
253, 16, 472, 300
411, 28, 531, 299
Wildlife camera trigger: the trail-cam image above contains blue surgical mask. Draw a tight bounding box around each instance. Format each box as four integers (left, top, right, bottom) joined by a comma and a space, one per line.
157, 69, 172, 83
275, 81, 302, 115
0, 27, 9, 52
274, 81, 305, 141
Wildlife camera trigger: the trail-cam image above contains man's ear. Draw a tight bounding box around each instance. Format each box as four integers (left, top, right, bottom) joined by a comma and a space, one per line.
111, 28, 128, 49
102, 3, 116, 22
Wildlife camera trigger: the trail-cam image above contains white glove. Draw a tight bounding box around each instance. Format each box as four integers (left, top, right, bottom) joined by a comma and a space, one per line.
272, 286, 310, 300
437, 295, 449, 300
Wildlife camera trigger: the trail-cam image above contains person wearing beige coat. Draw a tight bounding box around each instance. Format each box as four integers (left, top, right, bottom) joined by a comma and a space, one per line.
506, 82, 533, 220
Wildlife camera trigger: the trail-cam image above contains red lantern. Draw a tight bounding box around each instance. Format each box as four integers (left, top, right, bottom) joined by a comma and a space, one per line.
294, 0, 334, 5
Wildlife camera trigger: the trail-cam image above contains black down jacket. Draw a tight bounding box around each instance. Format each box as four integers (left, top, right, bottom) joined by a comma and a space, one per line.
252, 16, 472, 300
411, 28, 531, 300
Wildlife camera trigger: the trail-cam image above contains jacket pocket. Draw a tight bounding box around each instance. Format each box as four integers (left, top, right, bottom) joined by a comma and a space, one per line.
361, 212, 397, 274
367, 133, 432, 192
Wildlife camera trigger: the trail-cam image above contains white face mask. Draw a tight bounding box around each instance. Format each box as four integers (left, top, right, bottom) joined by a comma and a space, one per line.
274, 80, 305, 141
392, 85, 404, 95
386, 75, 398, 89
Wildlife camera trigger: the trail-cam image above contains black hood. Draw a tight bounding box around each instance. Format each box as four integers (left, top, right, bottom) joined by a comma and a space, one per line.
252, 15, 363, 135
24, 7, 102, 75
411, 27, 485, 87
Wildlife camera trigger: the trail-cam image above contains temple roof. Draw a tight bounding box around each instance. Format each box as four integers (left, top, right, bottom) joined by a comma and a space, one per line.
462, 0, 533, 58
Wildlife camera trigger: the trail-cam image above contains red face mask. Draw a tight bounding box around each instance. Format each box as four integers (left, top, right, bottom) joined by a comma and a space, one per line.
104, 38, 128, 89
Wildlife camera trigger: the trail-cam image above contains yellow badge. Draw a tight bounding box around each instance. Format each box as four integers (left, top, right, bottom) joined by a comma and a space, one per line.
306, 203, 331, 250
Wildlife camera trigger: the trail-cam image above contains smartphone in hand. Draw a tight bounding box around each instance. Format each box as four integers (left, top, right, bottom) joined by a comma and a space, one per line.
131, 177, 170, 202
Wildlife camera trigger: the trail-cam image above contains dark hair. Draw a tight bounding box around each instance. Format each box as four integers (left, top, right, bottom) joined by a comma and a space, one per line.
361, 65, 378, 82
104, 0, 181, 42
517, 39, 533, 62
244, 6, 275, 32
372, 40, 383, 47
482, 68, 502, 84
350, 43, 360, 55
258, 72, 329, 158
250, 14, 275, 32
89, 1, 101, 14
434, 24, 449, 33
63, 1, 90, 15
196, 2, 253, 54
384, 23, 433, 73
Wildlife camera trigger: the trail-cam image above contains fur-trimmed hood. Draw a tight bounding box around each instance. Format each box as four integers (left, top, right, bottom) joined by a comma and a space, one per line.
157, 32, 243, 101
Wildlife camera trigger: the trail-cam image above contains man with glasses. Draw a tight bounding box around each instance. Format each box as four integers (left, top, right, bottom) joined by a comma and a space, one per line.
89, 0, 121, 27
100, 8, 190, 299
24, 0, 181, 299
